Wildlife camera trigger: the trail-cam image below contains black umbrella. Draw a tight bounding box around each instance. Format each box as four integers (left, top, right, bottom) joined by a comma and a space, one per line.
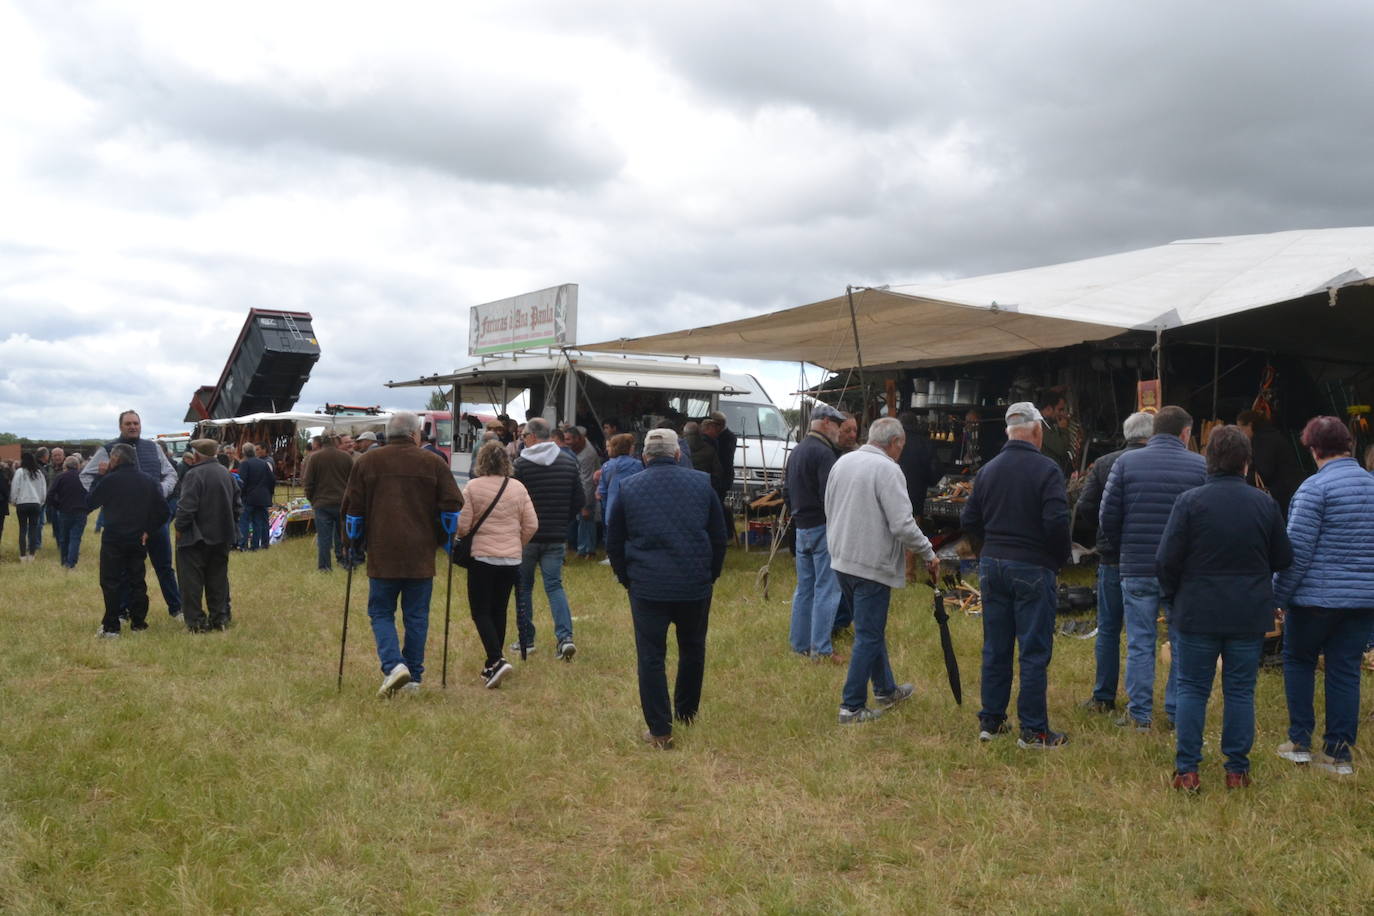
931, 579, 963, 705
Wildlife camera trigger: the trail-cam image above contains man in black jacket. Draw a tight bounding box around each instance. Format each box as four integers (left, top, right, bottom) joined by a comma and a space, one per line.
1075, 411, 1154, 713
87, 444, 170, 637
961, 402, 1073, 749
236, 443, 275, 551
512, 417, 585, 660
785, 404, 846, 663
176, 439, 242, 632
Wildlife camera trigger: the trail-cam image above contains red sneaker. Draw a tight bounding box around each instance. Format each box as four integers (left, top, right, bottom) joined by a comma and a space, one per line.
1225, 772, 1253, 789
1171, 771, 1201, 792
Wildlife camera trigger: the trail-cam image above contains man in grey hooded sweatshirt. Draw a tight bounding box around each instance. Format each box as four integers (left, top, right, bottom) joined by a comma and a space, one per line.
512, 417, 586, 660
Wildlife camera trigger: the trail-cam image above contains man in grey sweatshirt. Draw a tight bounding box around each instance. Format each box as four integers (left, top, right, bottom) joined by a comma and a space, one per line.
826, 417, 940, 724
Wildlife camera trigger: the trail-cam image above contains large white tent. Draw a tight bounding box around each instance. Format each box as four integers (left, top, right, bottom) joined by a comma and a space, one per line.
586, 228, 1374, 370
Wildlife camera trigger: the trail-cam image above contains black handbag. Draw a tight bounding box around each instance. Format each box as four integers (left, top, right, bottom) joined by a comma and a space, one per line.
451, 478, 508, 569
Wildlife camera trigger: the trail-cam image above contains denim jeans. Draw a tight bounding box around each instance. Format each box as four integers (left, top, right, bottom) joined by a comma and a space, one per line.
1283, 606, 1373, 761
1121, 576, 1178, 725
631, 594, 712, 736
55, 510, 88, 568
789, 524, 841, 656
1173, 632, 1263, 774
837, 572, 897, 711
367, 577, 434, 682
1091, 563, 1124, 703
314, 505, 342, 570
515, 542, 573, 647
240, 505, 270, 551
144, 520, 182, 615
978, 558, 1057, 734
576, 516, 597, 556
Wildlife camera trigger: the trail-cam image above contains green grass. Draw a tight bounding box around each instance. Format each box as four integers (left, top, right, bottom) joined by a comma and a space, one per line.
2, 518, 1373, 914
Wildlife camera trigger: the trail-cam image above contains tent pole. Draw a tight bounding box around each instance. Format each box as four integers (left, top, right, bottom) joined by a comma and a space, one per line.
845, 286, 867, 423
1211, 320, 1220, 420
1155, 327, 1165, 403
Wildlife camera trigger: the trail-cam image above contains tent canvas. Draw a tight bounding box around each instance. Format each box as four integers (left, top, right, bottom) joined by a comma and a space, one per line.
584, 228, 1374, 370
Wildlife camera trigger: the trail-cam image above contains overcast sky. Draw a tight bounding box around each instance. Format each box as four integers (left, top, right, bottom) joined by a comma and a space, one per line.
3, 0, 1372, 438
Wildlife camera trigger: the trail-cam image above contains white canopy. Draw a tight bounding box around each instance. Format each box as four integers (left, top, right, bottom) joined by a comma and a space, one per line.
586, 228, 1374, 369
198, 411, 392, 430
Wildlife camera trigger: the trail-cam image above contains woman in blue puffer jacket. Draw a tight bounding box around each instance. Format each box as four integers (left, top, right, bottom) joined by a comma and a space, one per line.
1272, 416, 1374, 776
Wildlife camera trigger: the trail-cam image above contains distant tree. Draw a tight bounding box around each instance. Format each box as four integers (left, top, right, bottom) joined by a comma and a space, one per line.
0, 432, 18, 445
425, 389, 449, 412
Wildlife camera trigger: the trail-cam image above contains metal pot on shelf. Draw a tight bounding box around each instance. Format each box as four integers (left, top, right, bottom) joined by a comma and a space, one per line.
928, 380, 954, 406
953, 379, 980, 405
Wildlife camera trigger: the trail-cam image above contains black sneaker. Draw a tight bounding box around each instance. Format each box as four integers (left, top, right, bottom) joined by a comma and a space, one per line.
1080, 698, 1116, 714
483, 659, 513, 689
557, 639, 577, 662
978, 721, 1012, 742
873, 683, 914, 709
1017, 729, 1069, 750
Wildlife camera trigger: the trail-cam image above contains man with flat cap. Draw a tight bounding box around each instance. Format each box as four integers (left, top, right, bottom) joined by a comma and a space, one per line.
784, 403, 848, 663
176, 438, 242, 632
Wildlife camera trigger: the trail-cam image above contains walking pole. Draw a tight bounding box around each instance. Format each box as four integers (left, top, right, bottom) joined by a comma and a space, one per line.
337, 544, 354, 693
440, 511, 460, 688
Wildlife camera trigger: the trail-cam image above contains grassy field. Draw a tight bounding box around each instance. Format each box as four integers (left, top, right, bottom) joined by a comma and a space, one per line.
2, 517, 1372, 914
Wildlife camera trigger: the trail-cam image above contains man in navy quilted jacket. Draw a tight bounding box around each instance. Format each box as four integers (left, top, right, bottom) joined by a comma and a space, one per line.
1099, 406, 1206, 730
607, 428, 728, 749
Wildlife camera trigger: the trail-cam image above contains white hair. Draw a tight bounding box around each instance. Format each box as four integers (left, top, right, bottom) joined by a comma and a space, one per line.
867, 417, 905, 448
387, 410, 421, 439
241, 443, 257, 458
1123, 411, 1154, 441
63, 455, 80, 470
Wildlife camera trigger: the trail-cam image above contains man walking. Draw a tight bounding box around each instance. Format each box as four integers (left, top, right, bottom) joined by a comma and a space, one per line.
343, 411, 463, 696
175, 439, 241, 632
87, 444, 169, 637
827, 417, 940, 723
1075, 411, 1153, 713
513, 417, 585, 659
81, 410, 182, 619
607, 429, 728, 748
961, 403, 1073, 748
785, 404, 846, 663
565, 426, 602, 559
1099, 405, 1206, 730
303, 432, 353, 571
46, 455, 89, 568
236, 443, 275, 551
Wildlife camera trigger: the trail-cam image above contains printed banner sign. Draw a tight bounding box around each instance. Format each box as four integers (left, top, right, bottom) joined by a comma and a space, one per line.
468, 284, 577, 356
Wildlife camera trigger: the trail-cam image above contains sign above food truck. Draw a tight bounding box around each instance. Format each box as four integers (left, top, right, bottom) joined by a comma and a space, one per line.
468, 283, 578, 356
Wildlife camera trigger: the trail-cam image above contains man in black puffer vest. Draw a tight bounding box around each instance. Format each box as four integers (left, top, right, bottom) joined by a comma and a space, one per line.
512, 417, 585, 660
81, 410, 182, 619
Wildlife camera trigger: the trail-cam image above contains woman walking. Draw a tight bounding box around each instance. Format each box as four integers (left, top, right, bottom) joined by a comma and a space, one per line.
10, 452, 48, 563
459, 441, 538, 688
596, 433, 643, 564
1272, 416, 1374, 776
1157, 426, 1292, 790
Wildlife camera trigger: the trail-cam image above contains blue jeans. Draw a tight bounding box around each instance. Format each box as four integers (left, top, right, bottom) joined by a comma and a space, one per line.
515, 542, 573, 647
367, 577, 433, 682
145, 519, 181, 615
1091, 563, 1124, 703
56, 510, 88, 567
837, 572, 897, 711
1121, 576, 1178, 725
978, 558, 1057, 734
1283, 606, 1373, 761
314, 506, 341, 570
1174, 632, 1263, 774
789, 524, 841, 656
240, 505, 270, 551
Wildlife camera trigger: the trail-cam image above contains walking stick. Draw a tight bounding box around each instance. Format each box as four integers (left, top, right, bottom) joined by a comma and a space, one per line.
337, 545, 354, 693
440, 510, 460, 688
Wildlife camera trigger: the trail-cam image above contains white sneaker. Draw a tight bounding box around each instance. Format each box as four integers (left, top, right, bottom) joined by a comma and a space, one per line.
1275, 741, 1311, 764
95, 627, 120, 639
377, 663, 412, 698
510, 642, 536, 655
598, 558, 611, 566
557, 639, 577, 662
1312, 752, 1354, 776
398, 682, 421, 694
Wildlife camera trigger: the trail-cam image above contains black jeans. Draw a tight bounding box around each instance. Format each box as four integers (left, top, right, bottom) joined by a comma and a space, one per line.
630, 593, 712, 738
177, 542, 232, 630
467, 561, 520, 666
16, 503, 41, 556
100, 538, 148, 633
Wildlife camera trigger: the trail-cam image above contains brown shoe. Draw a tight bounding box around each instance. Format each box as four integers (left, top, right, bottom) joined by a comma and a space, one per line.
1224, 772, 1252, 789
1171, 771, 1201, 792
642, 730, 673, 749
812, 652, 848, 666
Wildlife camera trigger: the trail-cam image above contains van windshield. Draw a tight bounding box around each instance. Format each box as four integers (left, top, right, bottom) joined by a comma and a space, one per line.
720, 403, 789, 440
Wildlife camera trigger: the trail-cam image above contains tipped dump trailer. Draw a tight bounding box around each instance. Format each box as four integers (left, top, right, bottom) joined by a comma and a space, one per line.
185, 309, 321, 422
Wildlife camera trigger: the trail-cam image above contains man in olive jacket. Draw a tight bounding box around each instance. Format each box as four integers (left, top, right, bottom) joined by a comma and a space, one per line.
343, 411, 463, 696
175, 439, 242, 632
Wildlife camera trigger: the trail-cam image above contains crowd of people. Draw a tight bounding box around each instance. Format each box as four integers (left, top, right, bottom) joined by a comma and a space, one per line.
7, 397, 1373, 779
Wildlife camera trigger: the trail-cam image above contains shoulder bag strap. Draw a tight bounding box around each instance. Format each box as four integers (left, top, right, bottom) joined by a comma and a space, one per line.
466, 477, 510, 538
